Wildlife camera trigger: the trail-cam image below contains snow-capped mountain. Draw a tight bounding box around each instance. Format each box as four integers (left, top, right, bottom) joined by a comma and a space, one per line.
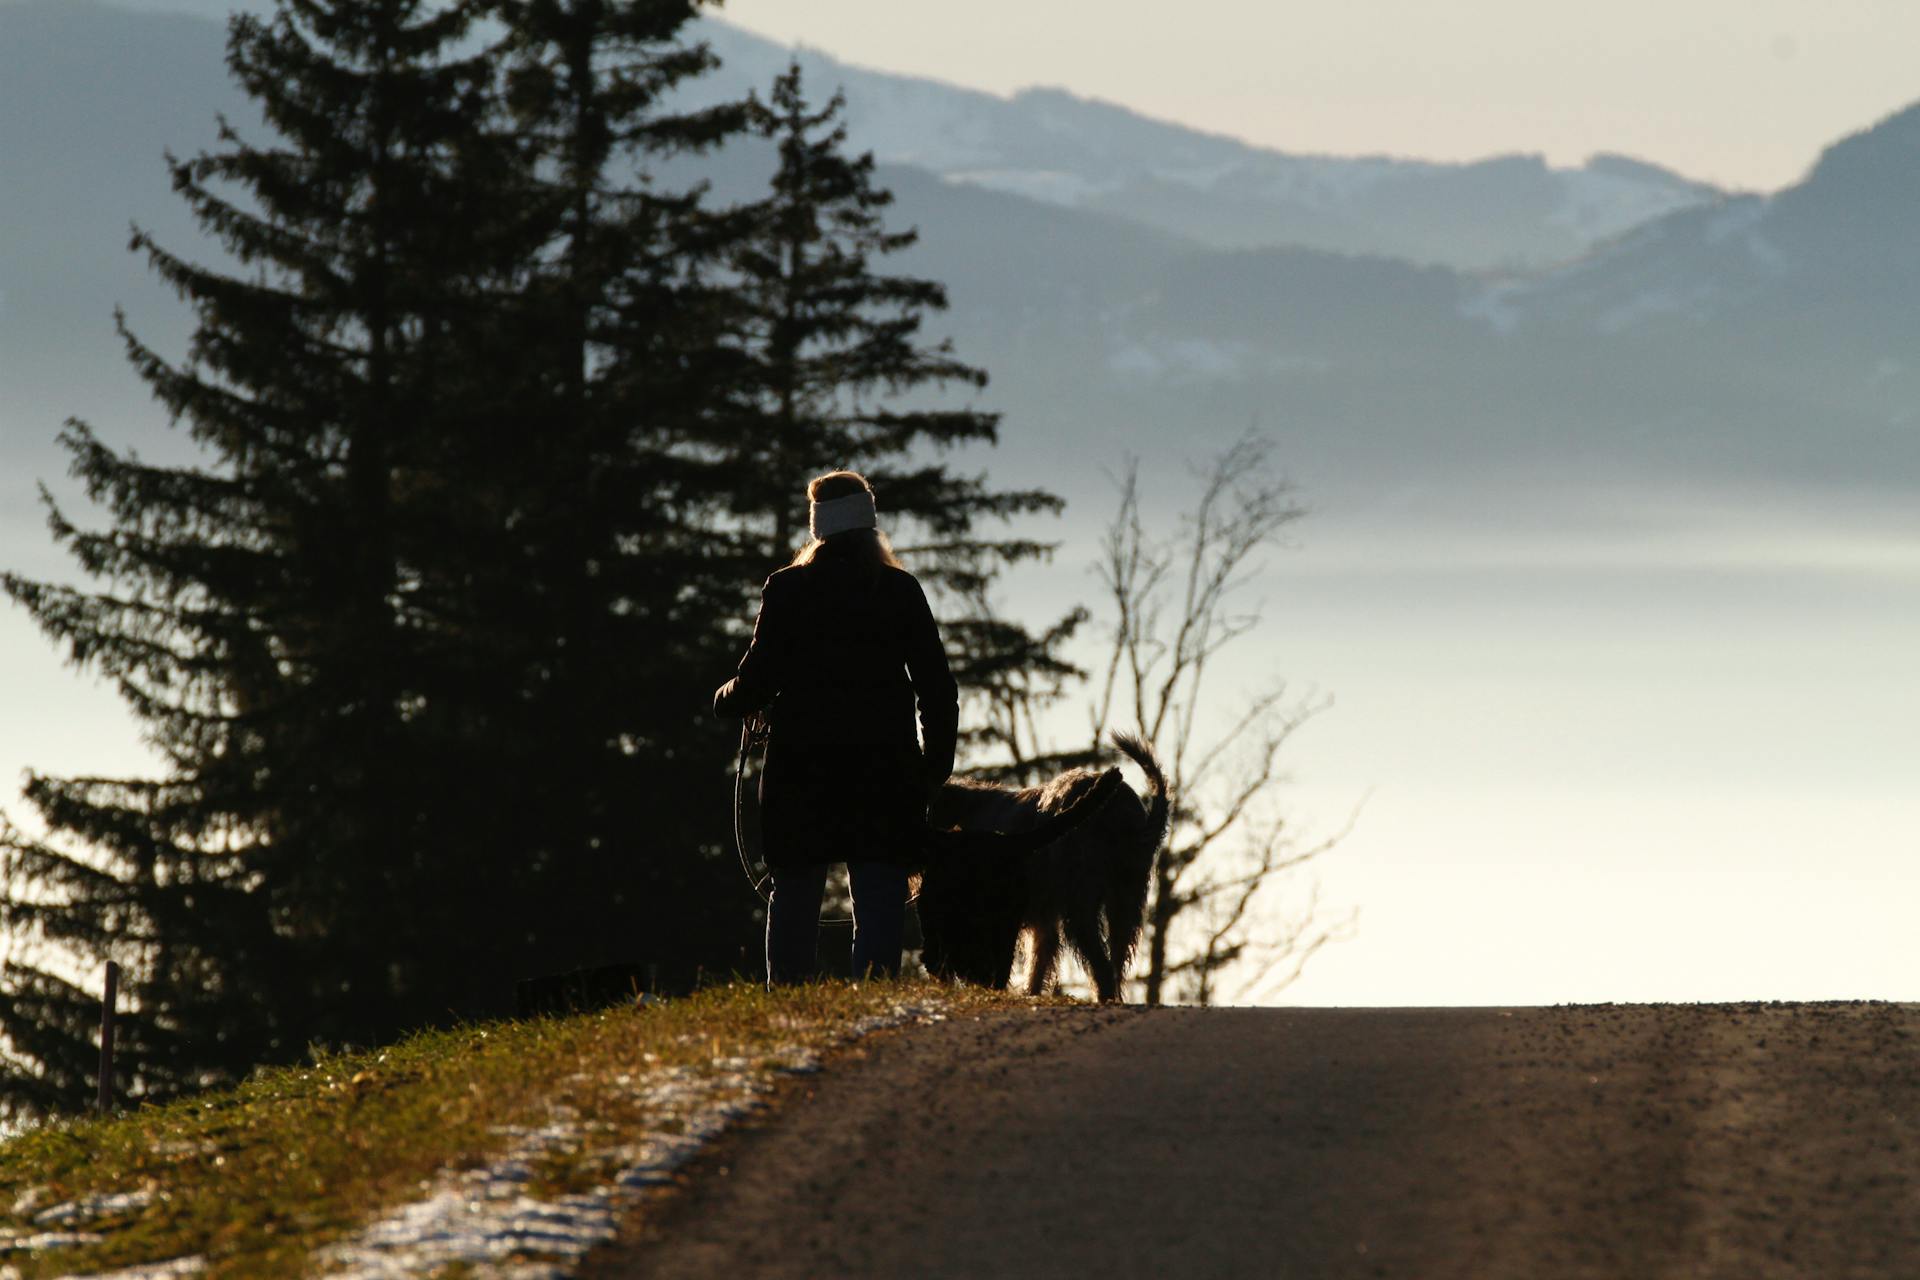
689, 20, 1722, 272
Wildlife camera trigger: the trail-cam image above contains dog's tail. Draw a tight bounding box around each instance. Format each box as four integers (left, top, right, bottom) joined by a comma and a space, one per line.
1106, 731, 1170, 981
1110, 731, 1171, 854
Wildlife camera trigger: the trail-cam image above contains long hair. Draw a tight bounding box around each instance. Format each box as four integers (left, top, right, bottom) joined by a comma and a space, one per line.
790, 470, 902, 569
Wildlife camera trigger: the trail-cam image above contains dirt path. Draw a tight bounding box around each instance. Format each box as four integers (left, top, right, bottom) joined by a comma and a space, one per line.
588, 1002, 1918, 1279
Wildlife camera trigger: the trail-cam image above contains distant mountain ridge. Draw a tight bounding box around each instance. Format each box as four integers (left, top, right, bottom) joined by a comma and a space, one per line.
4, 0, 1916, 511
685, 20, 1722, 271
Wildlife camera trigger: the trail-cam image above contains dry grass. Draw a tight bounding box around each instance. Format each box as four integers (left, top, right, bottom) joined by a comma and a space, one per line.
0, 979, 1041, 1278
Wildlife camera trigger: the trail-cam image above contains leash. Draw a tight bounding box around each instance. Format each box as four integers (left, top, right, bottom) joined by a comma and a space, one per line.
734, 712, 772, 904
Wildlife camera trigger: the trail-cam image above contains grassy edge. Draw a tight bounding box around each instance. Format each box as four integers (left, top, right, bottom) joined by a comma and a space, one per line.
0, 980, 1056, 1278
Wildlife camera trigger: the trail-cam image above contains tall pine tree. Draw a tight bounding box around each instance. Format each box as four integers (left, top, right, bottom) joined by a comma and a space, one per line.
482, 0, 758, 989
0, 0, 552, 1114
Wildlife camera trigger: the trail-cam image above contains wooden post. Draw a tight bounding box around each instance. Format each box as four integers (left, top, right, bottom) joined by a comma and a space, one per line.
96, 960, 118, 1112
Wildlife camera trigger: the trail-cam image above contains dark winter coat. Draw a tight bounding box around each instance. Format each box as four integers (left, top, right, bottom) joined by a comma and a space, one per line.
713, 541, 959, 868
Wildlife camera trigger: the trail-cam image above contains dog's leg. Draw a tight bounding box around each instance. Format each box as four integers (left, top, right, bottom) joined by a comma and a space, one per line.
1064, 903, 1120, 1002
1104, 852, 1154, 985
1023, 924, 1061, 996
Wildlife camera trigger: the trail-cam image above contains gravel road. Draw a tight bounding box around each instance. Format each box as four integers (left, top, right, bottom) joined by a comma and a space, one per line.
589, 1001, 1917, 1279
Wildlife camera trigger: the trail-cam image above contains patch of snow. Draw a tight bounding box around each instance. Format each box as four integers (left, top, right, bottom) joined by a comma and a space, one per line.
1550, 166, 1710, 242
67, 1257, 205, 1280
944, 168, 1108, 207
1145, 161, 1250, 191
842, 80, 1001, 171
0, 1231, 107, 1252
319, 1000, 949, 1279
1458, 282, 1525, 336
1107, 338, 1237, 381
319, 1084, 747, 1277
1165, 338, 1244, 378
33, 1189, 156, 1228
1106, 337, 1327, 383
1596, 287, 1694, 334
1254, 155, 1432, 207
0, 1240, 204, 1280
6, 1189, 48, 1218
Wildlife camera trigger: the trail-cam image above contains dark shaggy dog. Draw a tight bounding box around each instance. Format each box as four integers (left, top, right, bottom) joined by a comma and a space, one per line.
916, 733, 1171, 1002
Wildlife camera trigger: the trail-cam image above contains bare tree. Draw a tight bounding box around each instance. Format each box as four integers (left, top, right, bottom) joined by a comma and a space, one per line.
977, 434, 1355, 1004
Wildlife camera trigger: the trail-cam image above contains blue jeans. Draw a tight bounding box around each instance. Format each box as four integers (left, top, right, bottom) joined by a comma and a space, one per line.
766, 862, 910, 986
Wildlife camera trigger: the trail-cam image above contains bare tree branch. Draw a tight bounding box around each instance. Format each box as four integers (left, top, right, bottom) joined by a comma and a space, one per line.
1090, 433, 1339, 1005
964, 431, 1348, 1005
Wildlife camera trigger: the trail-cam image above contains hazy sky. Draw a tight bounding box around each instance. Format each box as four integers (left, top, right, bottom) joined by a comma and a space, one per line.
718, 0, 1920, 191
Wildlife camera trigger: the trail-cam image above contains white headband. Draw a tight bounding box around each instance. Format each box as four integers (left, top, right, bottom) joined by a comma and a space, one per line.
810, 491, 878, 539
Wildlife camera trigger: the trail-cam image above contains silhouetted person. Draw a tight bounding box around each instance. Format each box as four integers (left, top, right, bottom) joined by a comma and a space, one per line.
713, 470, 959, 985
